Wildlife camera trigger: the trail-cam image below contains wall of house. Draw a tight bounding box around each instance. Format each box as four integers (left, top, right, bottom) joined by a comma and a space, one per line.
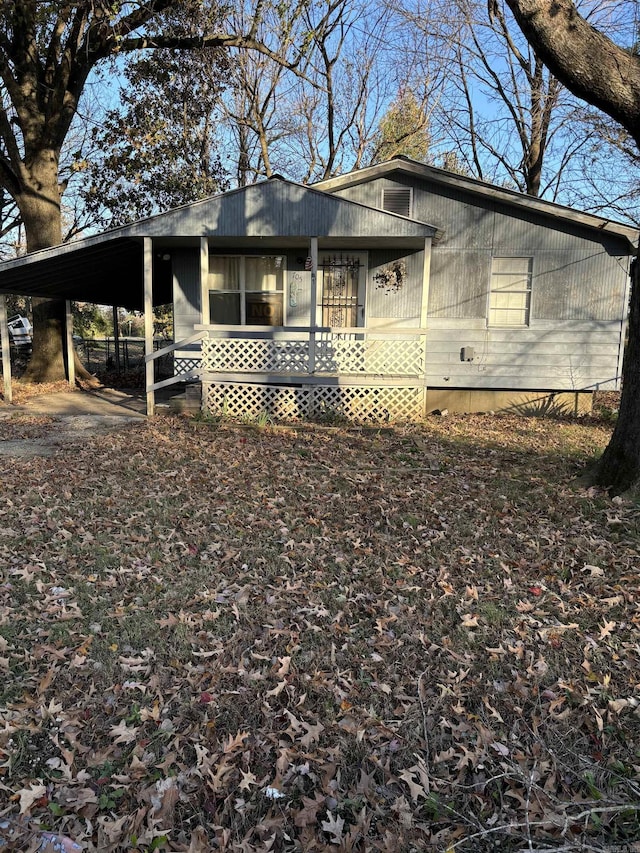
331, 176, 631, 392
172, 244, 427, 333
367, 249, 424, 327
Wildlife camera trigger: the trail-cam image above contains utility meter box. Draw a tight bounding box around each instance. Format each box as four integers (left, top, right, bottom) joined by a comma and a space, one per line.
461, 346, 475, 362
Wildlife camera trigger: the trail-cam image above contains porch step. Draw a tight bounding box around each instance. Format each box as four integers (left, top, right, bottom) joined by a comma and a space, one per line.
167, 383, 202, 414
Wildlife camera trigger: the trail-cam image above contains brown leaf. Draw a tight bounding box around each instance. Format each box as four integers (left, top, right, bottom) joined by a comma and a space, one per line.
294, 793, 324, 827
19, 783, 47, 814
398, 768, 426, 802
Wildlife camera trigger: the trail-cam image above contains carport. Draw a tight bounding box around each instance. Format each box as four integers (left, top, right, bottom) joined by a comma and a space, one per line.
0, 226, 176, 413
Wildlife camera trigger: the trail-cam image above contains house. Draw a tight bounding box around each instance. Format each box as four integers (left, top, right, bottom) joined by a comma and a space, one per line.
0, 157, 636, 420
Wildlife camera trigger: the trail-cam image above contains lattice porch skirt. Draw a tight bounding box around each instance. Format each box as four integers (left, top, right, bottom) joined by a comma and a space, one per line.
203, 382, 426, 423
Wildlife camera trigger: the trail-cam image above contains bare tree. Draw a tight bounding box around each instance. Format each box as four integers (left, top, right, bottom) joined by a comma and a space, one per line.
284, 0, 445, 182
218, 0, 390, 184
393, 0, 601, 199
217, 0, 315, 184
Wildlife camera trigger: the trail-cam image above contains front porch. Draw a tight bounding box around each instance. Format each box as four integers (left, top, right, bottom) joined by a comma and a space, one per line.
198, 324, 428, 422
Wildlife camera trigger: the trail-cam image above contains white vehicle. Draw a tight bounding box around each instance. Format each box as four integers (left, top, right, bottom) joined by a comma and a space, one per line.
7, 314, 32, 347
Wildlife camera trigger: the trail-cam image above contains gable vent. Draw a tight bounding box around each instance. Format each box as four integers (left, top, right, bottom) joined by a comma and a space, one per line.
382, 187, 412, 217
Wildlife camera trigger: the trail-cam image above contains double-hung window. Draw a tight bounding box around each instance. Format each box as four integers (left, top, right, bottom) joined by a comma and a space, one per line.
209, 255, 285, 325
489, 257, 532, 327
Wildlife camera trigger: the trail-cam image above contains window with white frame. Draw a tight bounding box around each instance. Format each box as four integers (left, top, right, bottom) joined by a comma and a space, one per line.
208, 255, 285, 325
489, 257, 532, 326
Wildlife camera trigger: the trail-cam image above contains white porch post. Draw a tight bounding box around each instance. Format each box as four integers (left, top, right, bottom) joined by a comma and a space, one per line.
112, 305, 121, 373
199, 237, 209, 325
420, 236, 432, 329
0, 294, 11, 404
65, 300, 75, 388
309, 237, 318, 375
144, 237, 155, 416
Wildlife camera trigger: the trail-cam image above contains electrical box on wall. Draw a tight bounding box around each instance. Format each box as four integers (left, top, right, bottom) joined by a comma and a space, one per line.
461, 347, 475, 362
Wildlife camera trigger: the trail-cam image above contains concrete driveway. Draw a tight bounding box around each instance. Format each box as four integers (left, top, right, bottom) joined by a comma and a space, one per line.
0, 388, 151, 457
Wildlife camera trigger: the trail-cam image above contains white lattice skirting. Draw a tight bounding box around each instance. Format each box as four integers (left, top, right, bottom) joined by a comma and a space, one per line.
204, 382, 426, 423
202, 338, 309, 373
315, 338, 425, 375
174, 355, 202, 375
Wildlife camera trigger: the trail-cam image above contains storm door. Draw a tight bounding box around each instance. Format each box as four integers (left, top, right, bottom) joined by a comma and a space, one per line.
319, 254, 366, 328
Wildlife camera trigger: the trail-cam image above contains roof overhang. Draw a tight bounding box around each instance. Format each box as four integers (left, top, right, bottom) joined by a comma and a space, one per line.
0, 236, 173, 310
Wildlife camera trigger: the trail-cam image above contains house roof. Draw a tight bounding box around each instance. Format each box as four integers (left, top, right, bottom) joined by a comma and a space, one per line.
314, 156, 639, 249
0, 177, 437, 310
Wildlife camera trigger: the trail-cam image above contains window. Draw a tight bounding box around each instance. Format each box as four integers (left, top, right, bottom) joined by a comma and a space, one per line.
208, 255, 285, 325
489, 257, 532, 327
382, 187, 412, 217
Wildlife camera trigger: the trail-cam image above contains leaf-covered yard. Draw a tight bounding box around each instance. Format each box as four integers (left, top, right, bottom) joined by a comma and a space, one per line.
0, 409, 639, 852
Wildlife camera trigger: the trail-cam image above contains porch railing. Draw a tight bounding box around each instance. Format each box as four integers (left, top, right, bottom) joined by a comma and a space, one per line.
195, 325, 427, 378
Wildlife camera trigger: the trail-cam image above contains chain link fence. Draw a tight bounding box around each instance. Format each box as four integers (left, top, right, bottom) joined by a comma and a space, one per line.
76, 337, 174, 384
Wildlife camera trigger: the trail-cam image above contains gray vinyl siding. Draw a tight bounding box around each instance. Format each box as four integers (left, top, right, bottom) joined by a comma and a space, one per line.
531, 250, 629, 321
425, 321, 623, 391
331, 175, 630, 391
172, 248, 201, 341
428, 248, 489, 319
127, 179, 433, 241
367, 249, 423, 321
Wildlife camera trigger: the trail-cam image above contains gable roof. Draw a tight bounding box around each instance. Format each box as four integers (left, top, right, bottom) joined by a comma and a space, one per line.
0, 177, 437, 309
117, 176, 437, 240
314, 156, 639, 249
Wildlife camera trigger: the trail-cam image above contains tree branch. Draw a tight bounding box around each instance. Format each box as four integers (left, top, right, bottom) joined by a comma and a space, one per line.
505, 0, 640, 138
117, 33, 306, 76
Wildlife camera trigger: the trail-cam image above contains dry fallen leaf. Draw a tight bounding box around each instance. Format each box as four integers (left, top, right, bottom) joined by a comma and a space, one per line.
18, 783, 47, 815
321, 810, 345, 844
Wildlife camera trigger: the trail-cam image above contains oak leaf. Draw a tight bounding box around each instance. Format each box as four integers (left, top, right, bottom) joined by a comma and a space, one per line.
19, 782, 47, 814
321, 810, 345, 844
294, 793, 324, 827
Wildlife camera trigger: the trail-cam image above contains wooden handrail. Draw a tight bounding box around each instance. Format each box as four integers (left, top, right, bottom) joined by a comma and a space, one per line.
144, 330, 206, 363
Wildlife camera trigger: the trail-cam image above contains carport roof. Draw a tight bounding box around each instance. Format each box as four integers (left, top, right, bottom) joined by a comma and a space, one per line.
0, 178, 437, 310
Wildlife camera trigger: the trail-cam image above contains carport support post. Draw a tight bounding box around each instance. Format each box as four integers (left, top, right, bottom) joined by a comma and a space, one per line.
65, 301, 75, 388
112, 305, 121, 373
144, 237, 155, 416
0, 294, 11, 403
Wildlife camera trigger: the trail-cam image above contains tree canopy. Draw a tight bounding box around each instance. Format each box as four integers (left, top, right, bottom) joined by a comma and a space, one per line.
82, 48, 229, 226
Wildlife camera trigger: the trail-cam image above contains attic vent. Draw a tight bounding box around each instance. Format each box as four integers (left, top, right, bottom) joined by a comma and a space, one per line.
382, 187, 412, 217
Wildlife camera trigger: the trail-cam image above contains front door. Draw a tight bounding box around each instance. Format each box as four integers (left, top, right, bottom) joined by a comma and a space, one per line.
318, 253, 366, 328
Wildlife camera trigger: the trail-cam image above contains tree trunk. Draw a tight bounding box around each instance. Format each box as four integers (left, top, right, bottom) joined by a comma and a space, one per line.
23, 297, 69, 383
591, 254, 640, 495
15, 150, 94, 384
